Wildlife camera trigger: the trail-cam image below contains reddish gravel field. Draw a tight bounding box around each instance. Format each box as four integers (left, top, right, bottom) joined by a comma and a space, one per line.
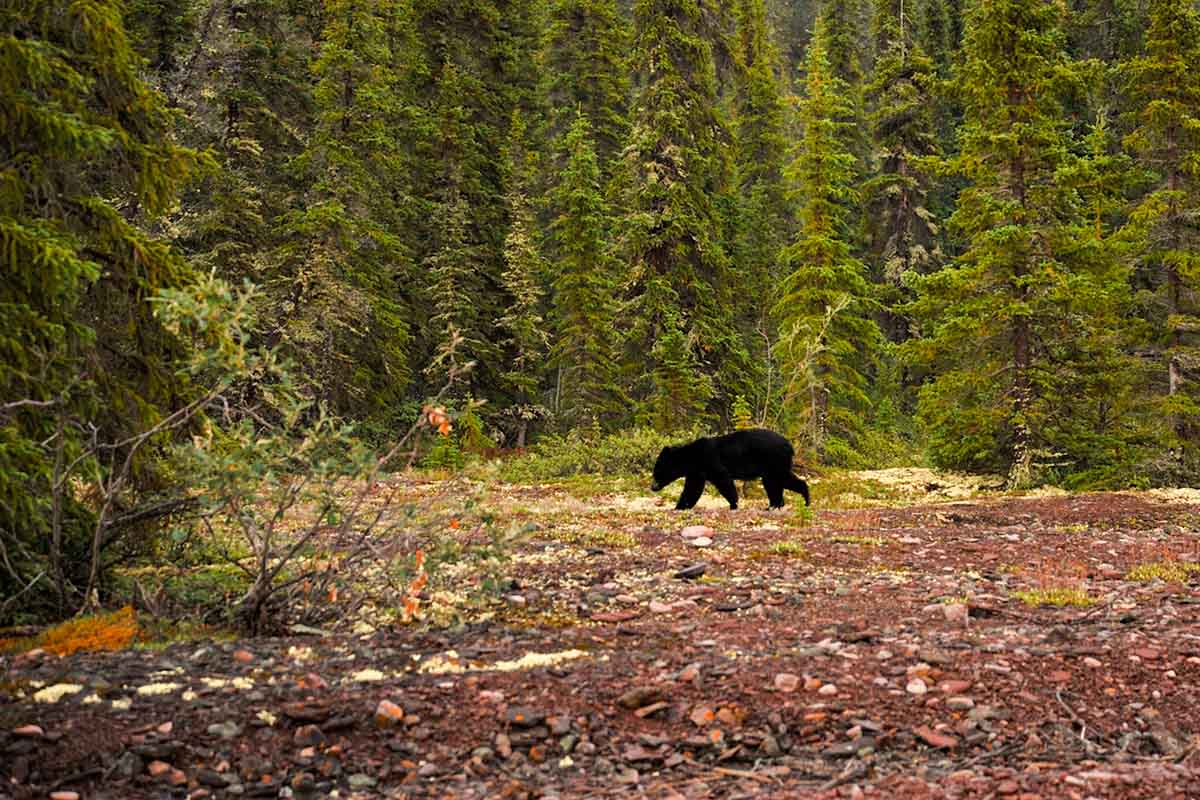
3, 478, 1200, 799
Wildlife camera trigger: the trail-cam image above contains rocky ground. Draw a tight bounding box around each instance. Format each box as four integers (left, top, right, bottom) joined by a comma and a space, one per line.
3, 477, 1200, 799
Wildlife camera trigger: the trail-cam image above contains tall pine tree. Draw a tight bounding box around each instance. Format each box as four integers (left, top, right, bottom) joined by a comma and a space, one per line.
620, 0, 749, 429
549, 113, 624, 427
907, 0, 1128, 486
863, 0, 941, 343
773, 21, 881, 463
1123, 0, 1200, 472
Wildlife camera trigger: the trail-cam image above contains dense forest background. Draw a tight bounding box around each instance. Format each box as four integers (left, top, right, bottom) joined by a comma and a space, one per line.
3, 0, 1200, 618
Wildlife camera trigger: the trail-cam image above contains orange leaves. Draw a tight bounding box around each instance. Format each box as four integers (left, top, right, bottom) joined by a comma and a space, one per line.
400, 549, 428, 624
423, 405, 452, 436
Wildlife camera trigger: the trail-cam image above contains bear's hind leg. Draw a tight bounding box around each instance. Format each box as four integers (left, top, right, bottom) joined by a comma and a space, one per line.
784, 473, 811, 505
763, 476, 785, 508
676, 474, 706, 509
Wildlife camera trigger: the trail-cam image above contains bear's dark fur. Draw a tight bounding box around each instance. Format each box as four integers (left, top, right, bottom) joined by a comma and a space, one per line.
650, 429, 810, 510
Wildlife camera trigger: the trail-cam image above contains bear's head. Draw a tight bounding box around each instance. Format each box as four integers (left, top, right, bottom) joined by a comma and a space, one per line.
650, 445, 684, 492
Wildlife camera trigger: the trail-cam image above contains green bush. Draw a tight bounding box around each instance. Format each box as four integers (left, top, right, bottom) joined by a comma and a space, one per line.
500, 425, 707, 481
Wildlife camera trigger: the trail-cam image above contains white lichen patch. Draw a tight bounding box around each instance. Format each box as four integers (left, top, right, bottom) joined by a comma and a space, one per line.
181, 690, 197, 702
287, 645, 315, 663
111, 697, 133, 711
150, 667, 185, 678
82, 693, 102, 705
257, 709, 278, 726
33, 683, 84, 704
349, 668, 387, 682
419, 648, 592, 675
490, 649, 589, 672
200, 676, 255, 690
136, 682, 181, 696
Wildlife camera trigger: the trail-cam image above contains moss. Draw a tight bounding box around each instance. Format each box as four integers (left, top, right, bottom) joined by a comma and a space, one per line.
751, 539, 808, 559
38, 606, 139, 656
545, 527, 638, 548
1012, 588, 1096, 607
1125, 561, 1200, 583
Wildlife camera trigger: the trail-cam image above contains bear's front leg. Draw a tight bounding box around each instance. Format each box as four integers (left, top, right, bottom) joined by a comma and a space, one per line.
676, 474, 706, 509
711, 475, 739, 510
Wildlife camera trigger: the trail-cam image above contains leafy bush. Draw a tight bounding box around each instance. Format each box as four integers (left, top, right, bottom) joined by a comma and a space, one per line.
499, 425, 707, 481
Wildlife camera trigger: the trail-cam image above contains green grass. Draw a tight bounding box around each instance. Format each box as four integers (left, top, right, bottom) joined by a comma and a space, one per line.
829, 534, 885, 547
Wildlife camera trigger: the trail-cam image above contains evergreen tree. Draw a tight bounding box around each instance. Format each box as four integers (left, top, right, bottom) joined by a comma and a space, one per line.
549, 114, 624, 426
864, 0, 941, 343
906, 0, 1128, 486
409, 0, 532, 396
1, 0, 206, 610
268, 0, 413, 419
496, 112, 550, 445
773, 22, 881, 463
730, 0, 792, 418
542, 0, 631, 169
1123, 0, 1200, 471
620, 0, 751, 427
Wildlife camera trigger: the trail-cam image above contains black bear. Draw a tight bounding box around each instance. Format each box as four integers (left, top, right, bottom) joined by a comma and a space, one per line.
650, 428, 811, 510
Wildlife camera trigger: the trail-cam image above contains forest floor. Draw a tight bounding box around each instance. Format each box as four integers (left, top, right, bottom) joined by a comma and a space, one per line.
4, 472, 1200, 799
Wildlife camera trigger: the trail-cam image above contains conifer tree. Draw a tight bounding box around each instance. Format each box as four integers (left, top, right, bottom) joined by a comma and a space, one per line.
1, 0, 205, 609
773, 22, 881, 462
496, 112, 550, 444
1123, 0, 1200, 470
621, 0, 750, 427
543, 0, 631, 169
864, 0, 941, 342
906, 0, 1127, 486
269, 0, 412, 418
549, 114, 624, 426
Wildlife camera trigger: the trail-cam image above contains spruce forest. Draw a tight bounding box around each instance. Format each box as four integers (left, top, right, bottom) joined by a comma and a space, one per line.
7, 1, 1200, 795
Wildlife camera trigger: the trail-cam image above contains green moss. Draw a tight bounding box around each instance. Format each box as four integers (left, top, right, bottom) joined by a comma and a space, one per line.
1125, 561, 1200, 583
1012, 588, 1096, 607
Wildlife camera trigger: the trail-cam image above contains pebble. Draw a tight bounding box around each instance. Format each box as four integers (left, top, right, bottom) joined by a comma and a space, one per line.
293, 724, 325, 746
1082, 656, 1102, 668
207, 721, 241, 739
906, 678, 928, 695
375, 699, 404, 727
689, 537, 714, 547
495, 733, 513, 759
347, 774, 377, 789
12, 724, 43, 737
49, 792, 80, 800
649, 600, 674, 614
774, 673, 800, 693
818, 683, 838, 696
942, 603, 969, 624
505, 706, 545, 727
946, 696, 975, 711
674, 563, 708, 580
681, 525, 714, 540
617, 686, 663, 709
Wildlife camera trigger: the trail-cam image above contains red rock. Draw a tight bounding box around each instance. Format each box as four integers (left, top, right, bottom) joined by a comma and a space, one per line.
374, 699, 404, 727
939, 679, 972, 694
1134, 648, 1161, 660
689, 706, 715, 727
50, 792, 80, 800
156, 721, 173, 735
233, 649, 255, 663
997, 779, 1020, 794
168, 768, 188, 786
1048, 670, 1072, 682
12, 724, 43, 738
148, 760, 172, 777
914, 725, 959, 749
